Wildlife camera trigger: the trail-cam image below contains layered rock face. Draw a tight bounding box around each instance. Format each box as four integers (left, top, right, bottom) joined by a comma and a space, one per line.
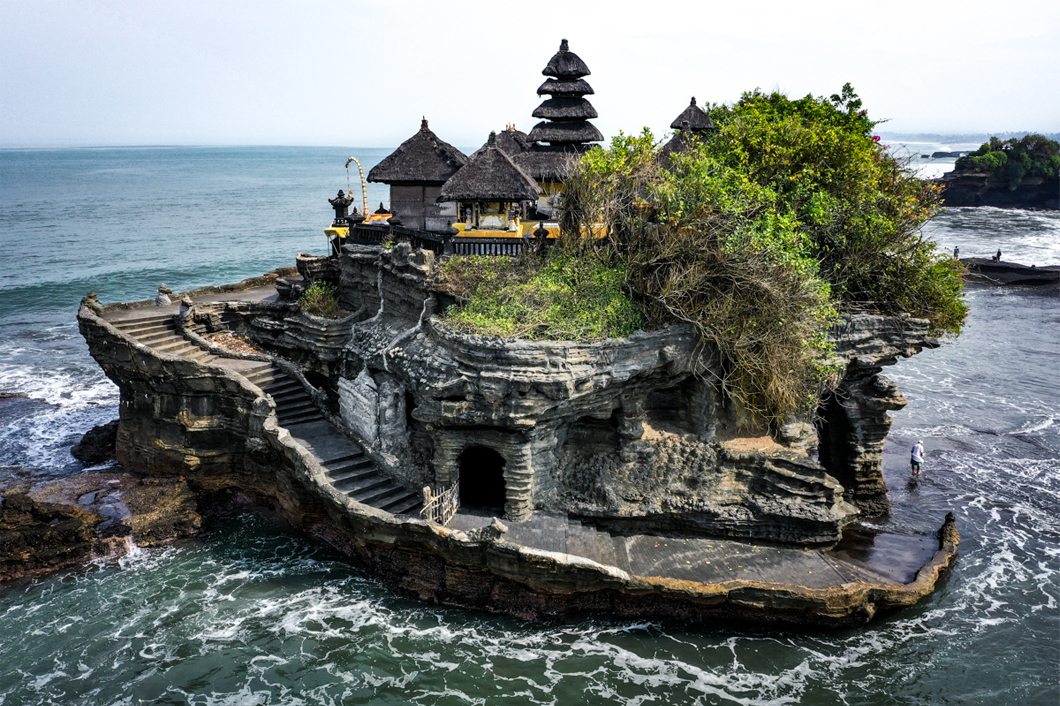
291, 244, 929, 540
78, 245, 937, 551
818, 315, 939, 514
938, 170, 1059, 209
72, 248, 953, 626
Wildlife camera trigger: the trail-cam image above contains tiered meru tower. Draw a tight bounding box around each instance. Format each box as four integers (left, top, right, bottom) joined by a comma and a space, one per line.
527, 39, 603, 146
515, 39, 603, 218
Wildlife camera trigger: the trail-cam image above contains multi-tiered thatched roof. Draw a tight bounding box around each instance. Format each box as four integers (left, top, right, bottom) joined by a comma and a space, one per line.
367, 119, 467, 185
527, 40, 603, 147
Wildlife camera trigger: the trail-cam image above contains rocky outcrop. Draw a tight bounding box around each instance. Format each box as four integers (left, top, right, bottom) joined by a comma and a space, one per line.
560, 437, 857, 545
937, 170, 1059, 209
71, 251, 956, 627
0, 472, 202, 582
818, 314, 939, 514
960, 258, 1060, 286
71, 419, 119, 465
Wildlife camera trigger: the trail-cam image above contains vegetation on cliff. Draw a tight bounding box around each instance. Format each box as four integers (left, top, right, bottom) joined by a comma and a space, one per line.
954, 134, 1060, 189
432, 252, 641, 341
439, 85, 966, 425
300, 281, 342, 318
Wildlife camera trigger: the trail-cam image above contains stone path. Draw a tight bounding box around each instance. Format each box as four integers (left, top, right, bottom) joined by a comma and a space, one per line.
101, 287, 939, 591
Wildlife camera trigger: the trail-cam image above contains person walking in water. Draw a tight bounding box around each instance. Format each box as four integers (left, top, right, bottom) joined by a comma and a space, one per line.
911, 440, 925, 475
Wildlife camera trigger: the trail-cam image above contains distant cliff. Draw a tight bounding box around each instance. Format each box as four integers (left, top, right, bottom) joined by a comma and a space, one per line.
938, 135, 1059, 209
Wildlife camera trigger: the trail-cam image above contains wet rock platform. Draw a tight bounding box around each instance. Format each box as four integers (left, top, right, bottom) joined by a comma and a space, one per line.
451, 510, 937, 590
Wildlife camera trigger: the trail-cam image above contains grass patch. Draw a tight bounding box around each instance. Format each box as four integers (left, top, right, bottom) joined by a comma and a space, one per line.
431, 251, 641, 341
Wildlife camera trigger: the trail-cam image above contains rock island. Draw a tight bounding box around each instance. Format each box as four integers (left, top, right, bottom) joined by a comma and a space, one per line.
70, 40, 965, 627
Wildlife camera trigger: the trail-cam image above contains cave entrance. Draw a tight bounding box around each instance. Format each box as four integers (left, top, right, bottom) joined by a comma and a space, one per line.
815, 391, 853, 487
458, 446, 506, 510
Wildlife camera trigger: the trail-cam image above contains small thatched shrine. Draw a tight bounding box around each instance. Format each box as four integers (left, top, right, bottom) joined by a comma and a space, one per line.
439, 132, 542, 231
658, 97, 716, 163
367, 119, 467, 231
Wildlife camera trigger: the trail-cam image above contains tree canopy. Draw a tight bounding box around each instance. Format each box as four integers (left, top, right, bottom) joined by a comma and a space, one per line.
955, 134, 1060, 190
560, 84, 966, 425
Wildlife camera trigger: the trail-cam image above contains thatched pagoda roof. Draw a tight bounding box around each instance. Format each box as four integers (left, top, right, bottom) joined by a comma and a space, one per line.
532, 97, 598, 120
471, 127, 531, 158
527, 120, 604, 145
513, 144, 589, 182
438, 133, 542, 202
537, 78, 594, 97
669, 97, 715, 131
367, 119, 467, 185
541, 39, 591, 79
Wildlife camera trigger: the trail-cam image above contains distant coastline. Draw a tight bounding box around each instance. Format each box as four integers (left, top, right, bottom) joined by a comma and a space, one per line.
879, 131, 1060, 144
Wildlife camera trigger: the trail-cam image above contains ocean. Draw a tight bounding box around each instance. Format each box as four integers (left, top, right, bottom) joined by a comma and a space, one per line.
0, 147, 1057, 705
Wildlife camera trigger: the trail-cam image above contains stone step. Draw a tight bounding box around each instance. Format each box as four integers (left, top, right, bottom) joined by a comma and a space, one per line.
243, 366, 283, 384
384, 493, 422, 516
252, 377, 293, 392
254, 376, 296, 392
119, 322, 177, 338
112, 316, 173, 332
323, 451, 368, 468
273, 388, 313, 404
276, 399, 317, 417
355, 483, 408, 508
271, 386, 310, 402
134, 331, 183, 346
167, 344, 203, 357
328, 459, 375, 482
319, 451, 363, 467
334, 469, 390, 496
153, 337, 195, 352
278, 409, 326, 425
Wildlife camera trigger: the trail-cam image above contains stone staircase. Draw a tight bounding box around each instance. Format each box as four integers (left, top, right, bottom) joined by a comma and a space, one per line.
110, 313, 222, 365
241, 364, 325, 426
106, 309, 421, 517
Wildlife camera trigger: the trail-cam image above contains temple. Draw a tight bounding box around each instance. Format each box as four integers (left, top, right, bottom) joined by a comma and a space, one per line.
331, 39, 611, 254
65, 35, 963, 627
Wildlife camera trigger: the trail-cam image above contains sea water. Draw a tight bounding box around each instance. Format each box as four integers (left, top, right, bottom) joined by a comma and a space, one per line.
0, 148, 1057, 705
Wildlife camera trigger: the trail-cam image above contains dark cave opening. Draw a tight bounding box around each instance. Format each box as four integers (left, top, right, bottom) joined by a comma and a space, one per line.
458, 446, 507, 510
815, 391, 854, 488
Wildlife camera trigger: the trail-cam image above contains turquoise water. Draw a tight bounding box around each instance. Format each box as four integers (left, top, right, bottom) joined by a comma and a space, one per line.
0, 148, 1057, 705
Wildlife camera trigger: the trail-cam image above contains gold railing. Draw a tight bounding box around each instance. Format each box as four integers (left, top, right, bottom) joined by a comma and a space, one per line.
420, 482, 460, 526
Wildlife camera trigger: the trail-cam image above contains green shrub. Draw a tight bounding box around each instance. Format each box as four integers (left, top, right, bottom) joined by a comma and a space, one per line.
300, 280, 341, 318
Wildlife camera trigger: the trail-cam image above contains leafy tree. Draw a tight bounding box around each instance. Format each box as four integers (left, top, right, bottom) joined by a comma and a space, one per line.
561, 84, 966, 426
956, 134, 1060, 190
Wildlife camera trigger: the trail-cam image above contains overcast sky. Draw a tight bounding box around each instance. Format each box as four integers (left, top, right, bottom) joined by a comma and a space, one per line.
2, 0, 1058, 148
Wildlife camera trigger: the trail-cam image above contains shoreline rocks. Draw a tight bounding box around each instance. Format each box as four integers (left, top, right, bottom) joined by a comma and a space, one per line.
0, 472, 203, 582
959, 258, 1060, 286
